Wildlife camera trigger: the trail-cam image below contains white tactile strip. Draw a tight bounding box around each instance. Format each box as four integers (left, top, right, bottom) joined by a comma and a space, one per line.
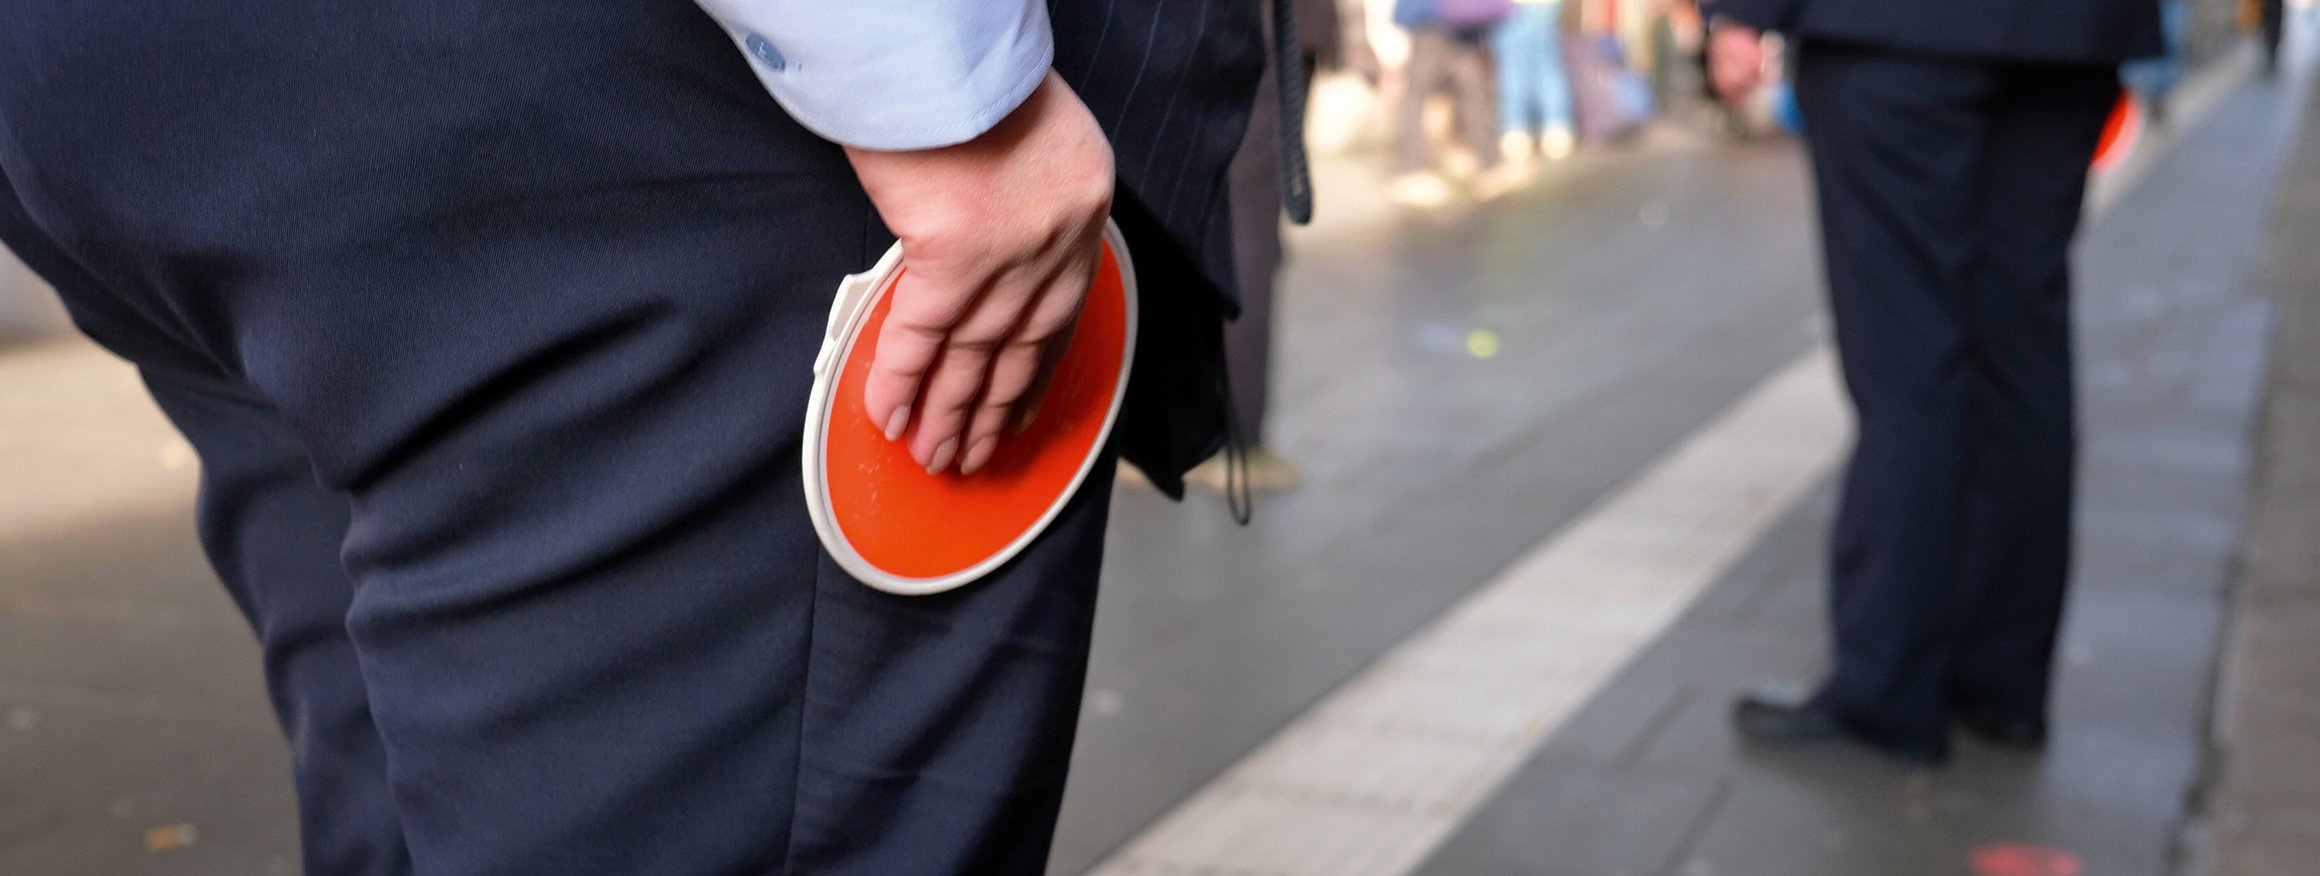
1089, 350, 1853, 876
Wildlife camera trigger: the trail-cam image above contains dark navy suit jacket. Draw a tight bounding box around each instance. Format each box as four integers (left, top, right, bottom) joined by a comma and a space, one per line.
1054, 0, 1268, 496
1714, 0, 2164, 64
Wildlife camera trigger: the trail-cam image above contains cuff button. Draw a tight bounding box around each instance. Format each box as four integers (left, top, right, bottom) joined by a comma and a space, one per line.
745, 33, 788, 72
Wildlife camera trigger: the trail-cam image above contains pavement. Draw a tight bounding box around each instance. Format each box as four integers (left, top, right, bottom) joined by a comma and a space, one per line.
2199, 45, 2320, 876
0, 40, 2315, 876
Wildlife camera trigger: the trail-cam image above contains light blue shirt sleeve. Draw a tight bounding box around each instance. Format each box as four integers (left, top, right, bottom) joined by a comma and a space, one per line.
691, 0, 1055, 151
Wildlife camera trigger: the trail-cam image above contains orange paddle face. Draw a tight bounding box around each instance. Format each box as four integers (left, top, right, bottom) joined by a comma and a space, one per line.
2092, 88, 2139, 173
817, 238, 1133, 587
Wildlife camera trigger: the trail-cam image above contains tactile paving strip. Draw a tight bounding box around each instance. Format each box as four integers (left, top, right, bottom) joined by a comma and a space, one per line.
1090, 349, 1851, 876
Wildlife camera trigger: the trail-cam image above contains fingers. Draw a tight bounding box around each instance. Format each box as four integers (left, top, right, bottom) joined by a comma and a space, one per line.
906, 255, 1094, 475
902, 293, 1008, 474
894, 262, 1043, 473
958, 339, 1040, 475
957, 270, 1092, 474
863, 273, 968, 447
1009, 309, 1079, 433
907, 350, 981, 473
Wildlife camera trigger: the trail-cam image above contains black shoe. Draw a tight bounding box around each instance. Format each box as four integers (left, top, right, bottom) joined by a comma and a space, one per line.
1954, 706, 2048, 751
1732, 687, 1948, 767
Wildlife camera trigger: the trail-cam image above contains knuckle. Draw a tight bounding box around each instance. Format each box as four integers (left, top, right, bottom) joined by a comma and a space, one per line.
923, 391, 975, 417
893, 295, 971, 331
946, 332, 1004, 356
869, 351, 932, 379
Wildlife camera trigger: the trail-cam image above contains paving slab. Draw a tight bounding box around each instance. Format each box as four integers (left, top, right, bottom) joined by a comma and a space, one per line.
0, 505, 295, 875
1413, 760, 1726, 876
2205, 43, 2320, 876
2210, 807, 2320, 876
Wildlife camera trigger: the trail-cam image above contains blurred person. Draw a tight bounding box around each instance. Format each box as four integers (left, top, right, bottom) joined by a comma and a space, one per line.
1493, 0, 1581, 163
2261, 0, 2288, 75
1694, 26, 1794, 137
1392, 0, 1525, 203
1651, 0, 1709, 118
0, 1, 1265, 872
1675, 0, 1756, 135
1708, 0, 2161, 764
1192, 0, 1344, 495
1565, 22, 1659, 142
1342, 0, 1389, 85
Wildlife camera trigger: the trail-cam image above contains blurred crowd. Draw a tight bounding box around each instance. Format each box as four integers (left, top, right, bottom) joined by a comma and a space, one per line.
1288, 0, 2302, 209
1286, 0, 1768, 208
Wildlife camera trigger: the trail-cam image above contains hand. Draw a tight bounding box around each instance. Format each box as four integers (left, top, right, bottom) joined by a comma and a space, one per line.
1708, 23, 1766, 105
845, 71, 1115, 476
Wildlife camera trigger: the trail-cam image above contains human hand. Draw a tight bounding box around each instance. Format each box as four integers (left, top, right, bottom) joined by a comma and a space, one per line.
844, 71, 1115, 476
1708, 22, 1766, 105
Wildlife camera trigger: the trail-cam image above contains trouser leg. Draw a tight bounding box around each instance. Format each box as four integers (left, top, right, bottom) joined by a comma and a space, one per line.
1397, 30, 1453, 173
1947, 66, 2116, 722
1490, 9, 1545, 135
1538, 5, 1576, 132
1227, 54, 1285, 444
1446, 37, 1503, 169
2262, 0, 2287, 71
1795, 43, 1997, 751
787, 455, 1116, 873
4, 162, 411, 876
141, 371, 412, 876
273, 178, 1112, 876
305, 184, 1111, 875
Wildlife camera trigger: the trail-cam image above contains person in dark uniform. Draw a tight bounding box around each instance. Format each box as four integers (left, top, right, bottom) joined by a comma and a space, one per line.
1706, 0, 2161, 765
1193, 0, 1342, 495
0, 1, 1260, 872
2259, 0, 2288, 76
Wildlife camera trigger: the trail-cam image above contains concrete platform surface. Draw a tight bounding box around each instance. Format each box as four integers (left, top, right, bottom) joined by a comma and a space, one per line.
2203, 45, 2320, 876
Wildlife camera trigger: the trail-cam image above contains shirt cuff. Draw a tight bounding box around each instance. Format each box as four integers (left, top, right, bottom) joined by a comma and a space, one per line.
693, 1, 1055, 151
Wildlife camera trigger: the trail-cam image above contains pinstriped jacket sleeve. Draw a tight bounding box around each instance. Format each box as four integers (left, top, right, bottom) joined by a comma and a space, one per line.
690, 0, 1055, 151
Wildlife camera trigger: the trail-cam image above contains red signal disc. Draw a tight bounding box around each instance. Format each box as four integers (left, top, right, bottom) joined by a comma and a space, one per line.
2093, 88, 2141, 173
804, 223, 1136, 595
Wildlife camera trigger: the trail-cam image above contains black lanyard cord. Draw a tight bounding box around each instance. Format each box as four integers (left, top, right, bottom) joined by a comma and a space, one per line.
1271, 0, 1315, 225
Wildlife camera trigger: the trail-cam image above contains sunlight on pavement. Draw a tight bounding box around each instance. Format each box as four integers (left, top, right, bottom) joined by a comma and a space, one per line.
0, 340, 196, 545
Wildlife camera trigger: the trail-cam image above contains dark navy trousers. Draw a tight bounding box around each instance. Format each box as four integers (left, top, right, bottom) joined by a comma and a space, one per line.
1794, 43, 2118, 753
0, 3, 1112, 873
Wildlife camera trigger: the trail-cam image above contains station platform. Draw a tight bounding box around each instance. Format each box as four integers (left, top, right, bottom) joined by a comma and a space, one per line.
1, 40, 2315, 876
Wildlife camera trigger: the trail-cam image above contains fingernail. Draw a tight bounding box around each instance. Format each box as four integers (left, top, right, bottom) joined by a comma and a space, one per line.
960, 435, 998, 475
883, 406, 910, 441
926, 437, 957, 475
